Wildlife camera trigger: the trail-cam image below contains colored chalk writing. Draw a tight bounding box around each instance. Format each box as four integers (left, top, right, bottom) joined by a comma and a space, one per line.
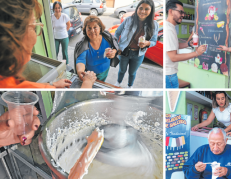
195, 0, 231, 76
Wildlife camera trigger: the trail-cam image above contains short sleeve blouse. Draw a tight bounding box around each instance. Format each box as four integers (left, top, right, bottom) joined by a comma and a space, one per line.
52, 13, 70, 39
212, 103, 231, 126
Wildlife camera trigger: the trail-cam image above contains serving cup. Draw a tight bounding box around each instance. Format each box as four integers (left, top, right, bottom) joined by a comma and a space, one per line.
1, 91, 39, 135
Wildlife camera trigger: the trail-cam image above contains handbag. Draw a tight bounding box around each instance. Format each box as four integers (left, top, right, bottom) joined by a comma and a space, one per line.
110, 56, 120, 67
121, 46, 130, 57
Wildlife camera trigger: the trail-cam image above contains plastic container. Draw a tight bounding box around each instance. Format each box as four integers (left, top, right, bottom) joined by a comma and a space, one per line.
192, 33, 199, 47
1, 91, 39, 135
211, 162, 220, 179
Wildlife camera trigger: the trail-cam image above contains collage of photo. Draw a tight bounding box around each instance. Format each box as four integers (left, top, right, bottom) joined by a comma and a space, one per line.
0, 0, 230, 179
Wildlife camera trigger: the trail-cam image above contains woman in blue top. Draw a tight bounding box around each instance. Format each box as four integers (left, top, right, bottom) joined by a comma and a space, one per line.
114, 0, 159, 88
75, 16, 119, 82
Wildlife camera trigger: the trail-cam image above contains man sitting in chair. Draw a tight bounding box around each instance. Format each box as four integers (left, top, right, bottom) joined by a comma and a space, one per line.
183, 128, 231, 178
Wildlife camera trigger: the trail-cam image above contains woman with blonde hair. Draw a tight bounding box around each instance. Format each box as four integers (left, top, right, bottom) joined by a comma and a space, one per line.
192, 91, 231, 133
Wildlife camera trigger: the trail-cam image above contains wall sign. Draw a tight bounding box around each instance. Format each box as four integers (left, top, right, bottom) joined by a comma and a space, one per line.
194, 0, 231, 76
166, 114, 191, 179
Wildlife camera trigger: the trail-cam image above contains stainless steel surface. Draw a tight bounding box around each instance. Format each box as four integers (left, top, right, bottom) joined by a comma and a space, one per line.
0, 151, 13, 179
8, 149, 52, 179
39, 97, 162, 179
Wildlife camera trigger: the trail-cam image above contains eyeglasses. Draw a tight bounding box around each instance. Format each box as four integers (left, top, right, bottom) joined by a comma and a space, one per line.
29, 22, 44, 36
172, 9, 186, 16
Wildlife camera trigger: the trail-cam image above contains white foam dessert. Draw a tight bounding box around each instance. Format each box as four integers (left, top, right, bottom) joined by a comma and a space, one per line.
211, 161, 220, 179
138, 36, 145, 43
68, 128, 104, 179
104, 48, 112, 58
46, 109, 163, 179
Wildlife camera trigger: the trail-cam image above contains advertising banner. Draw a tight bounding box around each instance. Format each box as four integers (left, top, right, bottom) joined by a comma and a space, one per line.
165, 114, 191, 179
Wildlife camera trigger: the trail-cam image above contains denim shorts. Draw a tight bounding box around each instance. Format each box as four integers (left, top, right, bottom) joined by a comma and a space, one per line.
166, 73, 179, 88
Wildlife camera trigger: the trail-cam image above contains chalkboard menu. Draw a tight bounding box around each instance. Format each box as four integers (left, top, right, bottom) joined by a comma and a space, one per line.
194, 0, 231, 76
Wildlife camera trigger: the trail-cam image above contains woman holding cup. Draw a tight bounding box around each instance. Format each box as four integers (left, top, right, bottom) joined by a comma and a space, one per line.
114, 0, 159, 88
74, 15, 119, 82
0, 91, 40, 147
0, 107, 40, 147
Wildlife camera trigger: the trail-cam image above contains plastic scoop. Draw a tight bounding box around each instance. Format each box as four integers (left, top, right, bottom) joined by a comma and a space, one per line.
68, 128, 104, 179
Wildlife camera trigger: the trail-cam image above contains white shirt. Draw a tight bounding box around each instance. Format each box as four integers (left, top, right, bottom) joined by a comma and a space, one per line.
212, 104, 231, 126
165, 21, 179, 75
52, 13, 70, 39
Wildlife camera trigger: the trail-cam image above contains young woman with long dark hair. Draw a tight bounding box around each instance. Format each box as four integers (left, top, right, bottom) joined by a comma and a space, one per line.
114, 0, 159, 88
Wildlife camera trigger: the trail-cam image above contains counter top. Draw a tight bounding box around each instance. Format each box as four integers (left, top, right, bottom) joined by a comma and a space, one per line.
191, 128, 231, 140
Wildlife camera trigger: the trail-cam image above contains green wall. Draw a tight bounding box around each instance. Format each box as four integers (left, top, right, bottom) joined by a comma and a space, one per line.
186, 99, 212, 128
178, 63, 228, 88
41, 91, 53, 118
177, 0, 195, 39
32, 0, 53, 58
166, 91, 186, 114
166, 91, 214, 128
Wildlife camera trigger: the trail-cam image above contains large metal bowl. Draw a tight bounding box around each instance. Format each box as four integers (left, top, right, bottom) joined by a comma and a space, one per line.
38, 98, 162, 179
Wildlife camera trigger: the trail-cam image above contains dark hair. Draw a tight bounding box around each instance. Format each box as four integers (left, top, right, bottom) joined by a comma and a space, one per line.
0, 0, 42, 78
53, 1, 62, 11
82, 15, 106, 37
130, 0, 155, 41
212, 91, 229, 108
166, 0, 183, 14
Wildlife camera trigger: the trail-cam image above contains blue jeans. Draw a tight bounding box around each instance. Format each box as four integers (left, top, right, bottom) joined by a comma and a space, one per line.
166, 73, 179, 88
55, 37, 69, 64
117, 51, 144, 86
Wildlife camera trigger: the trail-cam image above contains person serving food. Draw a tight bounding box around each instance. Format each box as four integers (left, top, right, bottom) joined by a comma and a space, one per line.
192, 91, 231, 134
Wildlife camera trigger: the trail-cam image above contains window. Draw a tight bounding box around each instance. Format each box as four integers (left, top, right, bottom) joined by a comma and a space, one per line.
132, 2, 139, 8
95, 0, 100, 3
83, 0, 93, 3
63, 7, 79, 20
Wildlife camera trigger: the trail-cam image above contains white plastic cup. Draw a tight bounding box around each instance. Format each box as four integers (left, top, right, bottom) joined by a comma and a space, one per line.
1, 91, 39, 135
211, 162, 220, 179
192, 33, 199, 47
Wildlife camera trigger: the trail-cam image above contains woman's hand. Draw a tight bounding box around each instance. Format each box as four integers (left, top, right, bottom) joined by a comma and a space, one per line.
66, 21, 71, 31
217, 45, 231, 52
77, 71, 85, 81
81, 71, 97, 88
191, 125, 199, 131
117, 49, 122, 55
0, 107, 40, 147
106, 49, 117, 59
138, 40, 151, 48
53, 79, 72, 88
